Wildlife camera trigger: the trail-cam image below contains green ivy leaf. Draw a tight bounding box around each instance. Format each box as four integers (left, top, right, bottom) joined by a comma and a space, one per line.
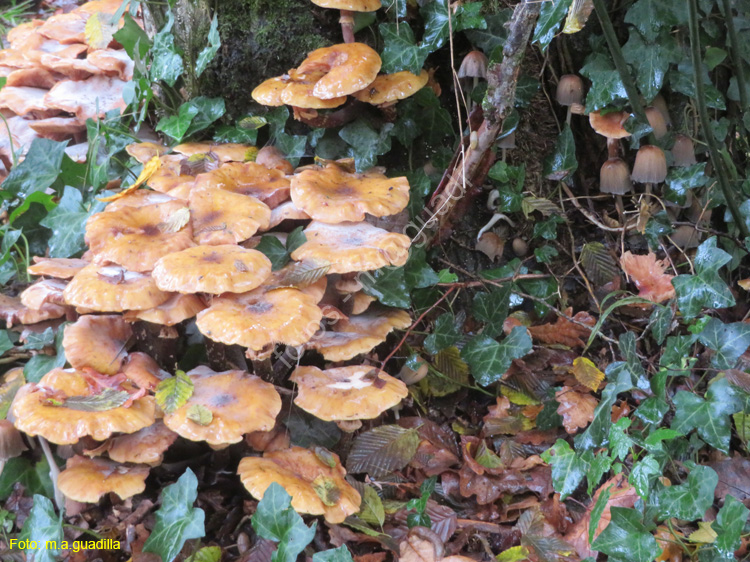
714, 496, 749, 557
532, 0, 573, 52
40, 186, 105, 258
156, 102, 200, 142
589, 485, 613, 543
540, 439, 588, 499
0, 331, 12, 357
542, 124, 578, 181
624, 0, 687, 42
471, 285, 511, 338
143, 469, 206, 562
628, 455, 660, 498
313, 546, 355, 562
622, 31, 680, 102
672, 237, 734, 319
421, 1, 486, 51
0, 457, 55, 501
698, 318, 750, 370
379, 23, 427, 75
150, 10, 184, 87
608, 418, 633, 461
284, 406, 341, 449
360, 266, 410, 308
285, 226, 307, 254
113, 13, 151, 60
580, 53, 629, 111
339, 120, 393, 172
184, 97, 226, 138
256, 235, 290, 270
404, 248, 439, 290
23, 325, 67, 383
664, 163, 708, 205
19, 495, 63, 562
464, 11, 512, 54
252, 483, 317, 562
0, 138, 66, 200
424, 313, 461, 355
591, 507, 661, 562
155, 371, 195, 415
195, 14, 220, 77
462, 327, 532, 386
655, 463, 717, 521
586, 451, 612, 495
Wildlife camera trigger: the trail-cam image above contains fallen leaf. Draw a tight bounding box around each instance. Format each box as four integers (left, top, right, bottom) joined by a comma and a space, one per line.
98, 156, 162, 202
399, 527, 443, 562
556, 387, 597, 433
620, 251, 676, 303
569, 357, 604, 391
528, 308, 596, 348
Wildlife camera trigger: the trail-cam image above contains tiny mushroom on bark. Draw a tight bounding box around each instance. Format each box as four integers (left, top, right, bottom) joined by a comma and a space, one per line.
310, 0, 381, 43
57, 456, 150, 503
556, 74, 584, 123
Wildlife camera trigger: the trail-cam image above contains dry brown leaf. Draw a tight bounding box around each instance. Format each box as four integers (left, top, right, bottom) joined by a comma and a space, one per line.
555, 387, 598, 433
399, 527, 443, 562
620, 251, 676, 303
569, 357, 604, 391
528, 308, 596, 348
655, 525, 683, 562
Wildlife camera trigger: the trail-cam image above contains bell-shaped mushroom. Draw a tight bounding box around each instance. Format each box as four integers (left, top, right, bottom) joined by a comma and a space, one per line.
632, 145, 667, 198
645, 106, 668, 139
671, 134, 697, 167
556, 74, 584, 123
457, 51, 488, 108
600, 157, 632, 221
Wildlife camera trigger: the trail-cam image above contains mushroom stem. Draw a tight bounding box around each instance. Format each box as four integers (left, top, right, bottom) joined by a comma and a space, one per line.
251, 357, 274, 381
38, 437, 64, 512
340, 10, 355, 43
615, 195, 625, 225
292, 101, 364, 129
471, 76, 479, 110
477, 212, 517, 240
566, 107, 572, 125
606, 138, 618, 158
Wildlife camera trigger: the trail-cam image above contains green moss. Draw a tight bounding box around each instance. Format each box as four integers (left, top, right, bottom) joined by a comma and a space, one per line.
202, 0, 338, 117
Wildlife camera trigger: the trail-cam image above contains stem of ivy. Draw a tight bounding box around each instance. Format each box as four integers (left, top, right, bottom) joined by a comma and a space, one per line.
590, 0, 649, 126
687, 0, 749, 239
720, 0, 749, 111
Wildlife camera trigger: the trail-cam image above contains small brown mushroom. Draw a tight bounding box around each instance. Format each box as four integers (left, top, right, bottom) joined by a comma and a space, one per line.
645, 106, 668, 139
632, 145, 667, 199
556, 74, 584, 124
671, 134, 697, 167
0, 419, 27, 475
457, 51, 488, 109
589, 110, 631, 158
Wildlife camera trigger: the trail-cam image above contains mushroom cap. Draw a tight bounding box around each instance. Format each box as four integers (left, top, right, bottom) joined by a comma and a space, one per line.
311, 0, 381, 10
196, 288, 323, 350
163, 368, 281, 446
589, 110, 631, 139
63, 264, 171, 312
173, 142, 257, 164
280, 72, 348, 109
123, 293, 206, 326
291, 165, 410, 223
238, 446, 361, 524
63, 315, 132, 375
152, 245, 272, 295
291, 221, 410, 274
44, 76, 127, 121
126, 142, 170, 164
0, 293, 66, 328
146, 158, 195, 193
0, 419, 27, 461
457, 51, 488, 80
57, 456, 149, 503
74, 0, 124, 15
85, 200, 194, 272
39, 53, 101, 80
194, 162, 291, 208
295, 43, 382, 100
256, 146, 295, 175
599, 157, 633, 195
87, 420, 177, 466
556, 74, 584, 106
645, 106, 668, 139
252, 76, 288, 106
28, 116, 87, 136
189, 187, 271, 245
290, 365, 407, 421
103, 190, 179, 213
27, 257, 89, 279
37, 13, 87, 44
86, 49, 134, 81
120, 352, 165, 391
350, 291, 376, 314
19, 278, 67, 310
265, 201, 311, 230
352, 69, 429, 105
0, 86, 53, 116
651, 93, 672, 126
11, 368, 156, 444
671, 134, 697, 167
6, 67, 59, 89
631, 145, 667, 183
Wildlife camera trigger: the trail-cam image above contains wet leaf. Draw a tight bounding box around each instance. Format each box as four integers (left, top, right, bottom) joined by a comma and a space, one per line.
23, 326, 67, 383
462, 327, 532, 386
40, 186, 105, 258
187, 404, 213, 426
313, 546, 354, 562
697, 318, 750, 370
0, 457, 54, 501
269, 260, 330, 290
570, 358, 604, 391
58, 388, 130, 411
99, 156, 162, 202
541, 439, 588, 499
628, 455, 660, 498
156, 371, 195, 415
361, 266, 410, 309
186, 546, 222, 562
150, 10, 184, 87
347, 425, 420, 477
85, 11, 116, 49
655, 463, 717, 521
591, 507, 660, 562
624, 0, 686, 42
672, 237, 734, 319
256, 236, 290, 270
358, 485, 385, 527
19, 495, 62, 562
580, 53, 628, 111
533, 0, 573, 52
543, 124, 578, 181
424, 313, 462, 354
622, 31, 679, 102
195, 15, 220, 77
379, 23, 427, 75
284, 407, 341, 449
713, 495, 749, 556
252, 483, 317, 562
580, 242, 619, 287
472, 285, 511, 338
0, 139, 66, 200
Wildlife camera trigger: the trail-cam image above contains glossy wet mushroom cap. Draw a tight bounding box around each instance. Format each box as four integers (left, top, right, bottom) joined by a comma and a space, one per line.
280, 72, 348, 109
251, 76, 288, 106
352, 70, 429, 105
294, 43, 382, 99
631, 145, 667, 184
87, 420, 177, 466
123, 293, 206, 326
189, 186, 271, 245
311, 0, 381, 9
256, 146, 295, 175
193, 162, 291, 208
556, 74, 584, 106
57, 456, 150, 503
27, 256, 88, 280
62, 315, 132, 375
599, 157, 633, 195
589, 110, 631, 139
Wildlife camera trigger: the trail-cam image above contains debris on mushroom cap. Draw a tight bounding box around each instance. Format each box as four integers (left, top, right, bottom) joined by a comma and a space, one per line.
63, 264, 171, 312
0, 419, 27, 461
631, 145, 667, 184
589, 110, 631, 139
280, 71, 348, 109
126, 142, 171, 164
57, 456, 150, 503
238, 446, 361, 524
123, 293, 206, 327
11, 368, 156, 444
87, 420, 177, 466
291, 165, 410, 223
193, 162, 291, 208
120, 352, 165, 391
672, 134, 697, 167
63, 315, 131, 375
196, 288, 323, 350
0, 293, 67, 328
457, 51, 488, 80
556, 74, 584, 106
256, 146, 295, 175
291, 365, 408, 421
599, 157, 633, 195
293, 43, 382, 100
173, 142, 257, 164
311, 0, 381, 10
189, 187, 272, 245
163, 368, 282, 446
251, 76, 288, 106
44, 76, 127, 121
85, 200, 194, 272
645, 106, 668, 139
265, 201, 311, 231
20, 278, 67, 310
291, 221, 410, 274
152, 245, 273, 295
351, 69, 429, 105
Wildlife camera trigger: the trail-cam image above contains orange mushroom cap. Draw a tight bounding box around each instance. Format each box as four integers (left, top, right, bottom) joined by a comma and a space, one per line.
126, 142, 170, 164
152, 245, 272, 295
280, 72, 348, 109
291, 365, 407, 421
63, 264, 171, 312
123, 293, 206, 326
290, 221, 410, 273
352, 69, 429, 105
238, 446, 361, 523
589, 110, 631, 139
37, 13, 87, 44
57, 456, 150, 503
291, 164, 410, 223
120, 352, 165, 391
265, 200, 311, 231
11, 368, 156, 444
0, 293, 66, 328
311, 0, 381, 10
196, 288, 323, 350
173, 142, 257, 164
163, 368, 281, 446
87, 420, 178, 466
102, 190, 180, 213
44, 76, 127, 121
256, 146, 295, 175
63, 315, 132, 375
0, 86, 53, 116
189, 187, 271, 245
294, 43, 382, 100
5, 67, 59, 89
87, 49, 134, 81
193, 162, 291, 208
252, 76, 288, 106
19, 279, 67, 310
28, 116, 87, 136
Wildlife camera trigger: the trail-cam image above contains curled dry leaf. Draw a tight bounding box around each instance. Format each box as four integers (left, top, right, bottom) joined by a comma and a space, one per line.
399, 527, 444, 562
620, 251, 676, 304
555, 387, 598, 434
527, 308, 596, 348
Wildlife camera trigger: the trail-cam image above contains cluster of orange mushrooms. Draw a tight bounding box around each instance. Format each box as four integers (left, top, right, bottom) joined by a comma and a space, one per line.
0, 0, 130, 171
2, 140, 418, 520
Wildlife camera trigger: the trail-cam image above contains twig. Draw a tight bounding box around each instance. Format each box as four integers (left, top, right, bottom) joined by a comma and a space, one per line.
720, 0, 748, 111
560, 182, 637, 233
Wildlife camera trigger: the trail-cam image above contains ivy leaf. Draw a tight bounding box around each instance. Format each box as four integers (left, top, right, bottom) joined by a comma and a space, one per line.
347, 425, 420, 477
624, 0, 687, 42
542, 123, 578, 181
23, 325, 67, 383
113, 12, 151, 59
339, 120, 393, 172
379, 23, 427, 75
0, 138, 66, 200
672, 237, 734, 319
608, 417, 633, 461
655, 463, 718, 521
591, 507, 660, 562
40, 186, 105, 258
284, 406, 341, 449
252, 483, 317, 562
184, 97, 226, 138
19, 495, 63, 562
0, 331, 13, 357
150, 10, 184, 87
313, 546, 355, 562
471, 285, 511, 337
540, 439, 587, 499
285, 227, 307, 254
589, 485, 613, 544
622, 31, 680, 102
580, 53, 629, 111
697, 318, 750, 370
195, 14, 220, 77
532, 0, 573, 52
0, 457, 55, 501
420, 1, 486, 51
664, 163, 708, 205
464, 11, 513, 54
628, 455, 660, 498
155, 371, 195, 415
156, 102, 200, 143
462, 327, 533, 386
360, 266, 410, 308
713, 496, 749, 557
256, 236, 290, 270
404, 247, 439, 290
424, 313, 462, 355
143, 469, 205, 562
586, 452, 612, 495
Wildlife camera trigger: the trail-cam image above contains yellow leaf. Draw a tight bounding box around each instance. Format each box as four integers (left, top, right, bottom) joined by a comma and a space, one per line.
244, 146, 259, 162
98, 156, 162, 202
501, 386, 540, 406
688, 521, 717, 544
739, 278, 750, 291
84, 12, 115, 49
562, 0, 594, 34
570, 357, 604, 391
496, 545, 530, 562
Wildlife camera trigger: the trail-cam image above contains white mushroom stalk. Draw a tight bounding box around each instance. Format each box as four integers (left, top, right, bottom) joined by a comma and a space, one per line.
477, 211, 517, 240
